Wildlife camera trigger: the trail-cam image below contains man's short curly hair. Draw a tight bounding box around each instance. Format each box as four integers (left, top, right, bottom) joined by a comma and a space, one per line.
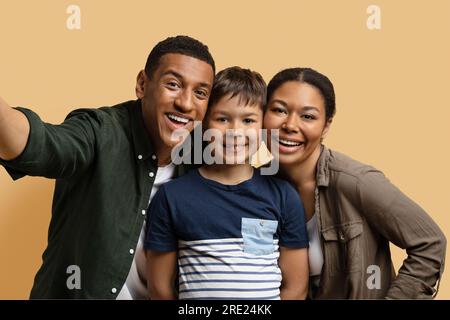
144, 35, 215, 78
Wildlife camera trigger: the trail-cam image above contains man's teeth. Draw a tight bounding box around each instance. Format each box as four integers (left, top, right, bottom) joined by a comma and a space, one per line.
167, 114, 189, 124
279, 139, 302, 146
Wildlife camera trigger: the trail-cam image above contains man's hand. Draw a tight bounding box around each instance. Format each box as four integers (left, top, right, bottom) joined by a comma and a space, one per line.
0, 97, 30, 161
146, 250, 178, 300
279, 247, 309, 300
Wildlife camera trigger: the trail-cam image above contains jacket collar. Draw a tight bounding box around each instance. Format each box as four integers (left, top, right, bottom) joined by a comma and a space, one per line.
316, 144, 331, 187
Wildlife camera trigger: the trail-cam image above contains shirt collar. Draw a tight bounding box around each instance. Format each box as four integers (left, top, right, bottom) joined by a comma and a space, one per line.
130, 99, 154, 160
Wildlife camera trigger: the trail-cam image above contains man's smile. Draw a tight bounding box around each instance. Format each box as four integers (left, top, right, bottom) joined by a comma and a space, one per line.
165, 112, 193, 129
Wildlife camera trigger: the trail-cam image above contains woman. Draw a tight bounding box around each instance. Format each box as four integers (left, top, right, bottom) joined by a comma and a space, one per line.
263, 67, 446, 299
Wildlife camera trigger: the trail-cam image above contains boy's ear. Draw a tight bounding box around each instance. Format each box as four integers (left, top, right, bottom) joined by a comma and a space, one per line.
135, 70, 147, 99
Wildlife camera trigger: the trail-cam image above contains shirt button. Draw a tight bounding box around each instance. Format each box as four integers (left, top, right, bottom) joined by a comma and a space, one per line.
137, 155, 143, 160
141, 210, 146, 216
149, 172, 155, 178
151, 154, 157, 160
111, 288, 117, 294
129, 249, 135, 255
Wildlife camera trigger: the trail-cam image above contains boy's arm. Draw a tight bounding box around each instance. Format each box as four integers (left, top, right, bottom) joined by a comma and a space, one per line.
278, 183, 311, 300
146, 250, 178, 300
0, 97, 30, 161
144, 185, 179, 299
279, 246, 309, 300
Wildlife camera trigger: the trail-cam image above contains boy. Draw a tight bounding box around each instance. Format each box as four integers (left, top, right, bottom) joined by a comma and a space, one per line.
144, 67, 309, 300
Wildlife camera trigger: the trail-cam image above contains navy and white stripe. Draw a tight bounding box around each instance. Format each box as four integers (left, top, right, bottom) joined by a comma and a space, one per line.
144, 169, 309, 300
177, 238, 281, 300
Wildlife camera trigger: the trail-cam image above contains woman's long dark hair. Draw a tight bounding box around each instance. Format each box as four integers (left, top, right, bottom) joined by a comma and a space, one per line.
267, 68, 336, 121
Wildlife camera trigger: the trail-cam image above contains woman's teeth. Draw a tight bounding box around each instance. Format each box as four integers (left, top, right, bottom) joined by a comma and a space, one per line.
279, 139, 303, 147
167, 114, 189, 124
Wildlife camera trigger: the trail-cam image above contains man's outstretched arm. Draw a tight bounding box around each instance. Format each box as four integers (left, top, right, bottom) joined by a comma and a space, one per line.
0, 97, 101, 179
0, 96, 30, 161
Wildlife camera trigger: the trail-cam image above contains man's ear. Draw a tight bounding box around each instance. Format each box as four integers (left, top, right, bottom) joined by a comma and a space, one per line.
321, 118, 333, 141
135, 70, 147, 99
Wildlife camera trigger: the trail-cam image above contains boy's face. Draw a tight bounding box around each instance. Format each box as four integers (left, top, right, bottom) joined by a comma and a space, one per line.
204, 94, 263, 165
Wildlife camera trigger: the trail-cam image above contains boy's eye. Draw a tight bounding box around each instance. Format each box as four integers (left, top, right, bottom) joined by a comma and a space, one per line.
217, 117, 228, 123
243, 118, 256, 124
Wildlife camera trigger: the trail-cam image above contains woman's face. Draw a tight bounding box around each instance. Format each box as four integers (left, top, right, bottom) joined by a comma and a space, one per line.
263, 81, 331, 167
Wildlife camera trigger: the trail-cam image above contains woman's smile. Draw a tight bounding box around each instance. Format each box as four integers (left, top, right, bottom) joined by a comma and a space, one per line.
277, 136, 305, 154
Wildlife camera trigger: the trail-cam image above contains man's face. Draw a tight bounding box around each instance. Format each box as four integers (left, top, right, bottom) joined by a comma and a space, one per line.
137, 53, 214, 152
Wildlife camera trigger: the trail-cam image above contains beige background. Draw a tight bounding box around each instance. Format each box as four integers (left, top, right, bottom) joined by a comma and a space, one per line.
0, 0, 449, 299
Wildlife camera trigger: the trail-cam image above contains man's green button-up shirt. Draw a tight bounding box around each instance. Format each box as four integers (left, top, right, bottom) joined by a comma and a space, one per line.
0, 99, 186, 299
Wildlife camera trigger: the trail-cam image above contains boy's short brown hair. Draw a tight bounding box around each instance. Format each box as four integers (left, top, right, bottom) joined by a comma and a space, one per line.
208, 66, 266, 110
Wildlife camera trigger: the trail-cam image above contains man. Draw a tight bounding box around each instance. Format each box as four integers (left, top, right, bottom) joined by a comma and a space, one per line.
0, 35, 215, 299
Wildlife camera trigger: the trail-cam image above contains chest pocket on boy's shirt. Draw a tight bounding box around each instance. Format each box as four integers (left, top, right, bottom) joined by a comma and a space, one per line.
241, 218, 278, 255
